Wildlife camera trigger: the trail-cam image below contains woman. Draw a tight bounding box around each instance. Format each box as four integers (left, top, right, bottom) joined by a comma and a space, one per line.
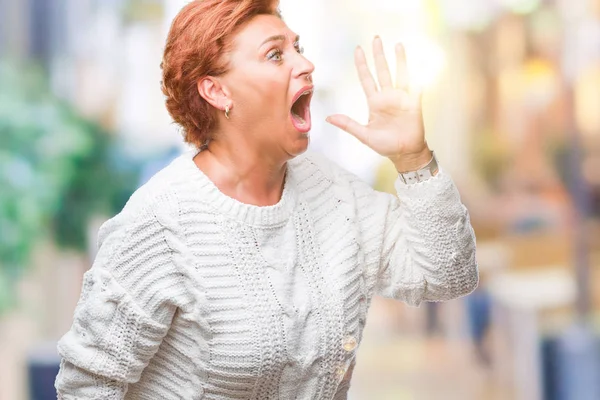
55, 0, 478, 399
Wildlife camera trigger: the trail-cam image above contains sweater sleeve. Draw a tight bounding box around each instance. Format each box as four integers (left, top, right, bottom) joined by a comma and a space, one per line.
371, 169, 479, 307
55, 197, 180, 398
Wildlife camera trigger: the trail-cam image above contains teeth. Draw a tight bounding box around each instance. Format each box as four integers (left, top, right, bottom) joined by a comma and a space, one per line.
292, 112, 305, 124
291, 89, 311, 126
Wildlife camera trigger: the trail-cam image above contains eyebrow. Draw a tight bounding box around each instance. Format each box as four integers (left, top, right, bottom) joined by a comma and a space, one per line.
260, 34, 300, 48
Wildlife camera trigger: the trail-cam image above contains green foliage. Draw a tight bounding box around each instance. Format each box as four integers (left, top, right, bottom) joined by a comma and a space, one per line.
0, 62, 140, 313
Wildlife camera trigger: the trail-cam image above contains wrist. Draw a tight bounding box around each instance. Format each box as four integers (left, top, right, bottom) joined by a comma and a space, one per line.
396, 150, 439, 185
390, 147, 433, 173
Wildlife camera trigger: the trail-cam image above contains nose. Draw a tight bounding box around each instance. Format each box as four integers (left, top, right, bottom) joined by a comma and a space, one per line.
293, 53, 315, 83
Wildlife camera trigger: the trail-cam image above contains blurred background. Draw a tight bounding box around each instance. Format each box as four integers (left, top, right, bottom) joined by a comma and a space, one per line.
1, 0, 599, 399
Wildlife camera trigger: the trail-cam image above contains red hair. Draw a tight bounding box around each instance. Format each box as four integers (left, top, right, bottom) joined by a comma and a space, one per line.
161, 0, 281, 147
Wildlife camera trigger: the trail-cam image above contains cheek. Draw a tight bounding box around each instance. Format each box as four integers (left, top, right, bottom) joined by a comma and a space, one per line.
229, 65, 291, 118
257, 76, 288, 108
244, 69, 289, 105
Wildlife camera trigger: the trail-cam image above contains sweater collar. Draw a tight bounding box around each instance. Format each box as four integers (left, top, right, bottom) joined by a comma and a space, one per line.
177, 149, 297, 227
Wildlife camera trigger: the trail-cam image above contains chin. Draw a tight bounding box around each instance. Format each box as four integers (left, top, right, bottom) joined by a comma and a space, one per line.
285, 135, 310, 158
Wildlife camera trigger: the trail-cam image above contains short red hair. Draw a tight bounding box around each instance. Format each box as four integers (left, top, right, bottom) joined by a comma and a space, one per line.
161, 0, 281, 148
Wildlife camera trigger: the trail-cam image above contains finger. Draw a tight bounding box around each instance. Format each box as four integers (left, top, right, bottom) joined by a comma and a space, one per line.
326, 114, 369, 144
354, 46, 377, 98
373, 36, 393, 89
395, 43, 410, 90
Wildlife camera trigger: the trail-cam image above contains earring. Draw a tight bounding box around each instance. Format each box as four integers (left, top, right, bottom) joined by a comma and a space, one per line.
224, 104, 230, 120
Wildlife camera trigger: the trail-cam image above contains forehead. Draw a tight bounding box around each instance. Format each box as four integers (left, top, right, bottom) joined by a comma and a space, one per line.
232, 14, 296, 49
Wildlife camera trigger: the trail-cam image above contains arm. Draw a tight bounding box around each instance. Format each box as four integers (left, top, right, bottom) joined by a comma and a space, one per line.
55, 200, 178, 399
324, 36, 477, 307
310, 152, 478, 308
375, 169, 478, 307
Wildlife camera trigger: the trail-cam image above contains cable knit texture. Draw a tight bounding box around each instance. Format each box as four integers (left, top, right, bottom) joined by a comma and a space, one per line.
55, 149, 478, 399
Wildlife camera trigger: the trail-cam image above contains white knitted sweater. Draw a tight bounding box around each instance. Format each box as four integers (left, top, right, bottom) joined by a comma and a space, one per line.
55, 149, 478, 399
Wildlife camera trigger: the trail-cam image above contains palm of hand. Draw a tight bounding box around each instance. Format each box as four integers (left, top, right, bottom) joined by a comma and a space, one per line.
327, 37, 428, 161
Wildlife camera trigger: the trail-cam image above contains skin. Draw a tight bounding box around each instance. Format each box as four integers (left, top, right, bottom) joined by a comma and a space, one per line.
194, 14, 433, 207
326, 39, 433, 172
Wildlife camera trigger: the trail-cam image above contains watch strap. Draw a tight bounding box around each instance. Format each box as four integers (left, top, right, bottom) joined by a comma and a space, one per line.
398, 152, 439, 185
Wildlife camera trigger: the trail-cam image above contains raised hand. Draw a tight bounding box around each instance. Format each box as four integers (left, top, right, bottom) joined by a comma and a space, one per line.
326, 36, 432, 172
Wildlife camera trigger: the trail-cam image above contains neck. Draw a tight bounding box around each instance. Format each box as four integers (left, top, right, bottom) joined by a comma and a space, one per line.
194, 136, 288, 207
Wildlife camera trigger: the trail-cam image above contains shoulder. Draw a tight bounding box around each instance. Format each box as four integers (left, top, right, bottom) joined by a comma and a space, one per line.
288, 151, 395, 214
290, 151, 383, 198
290, 151, 359, 185
98, 151, 196, 243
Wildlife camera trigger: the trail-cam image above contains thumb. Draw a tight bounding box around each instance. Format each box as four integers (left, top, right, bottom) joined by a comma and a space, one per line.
326, 114, 368, 144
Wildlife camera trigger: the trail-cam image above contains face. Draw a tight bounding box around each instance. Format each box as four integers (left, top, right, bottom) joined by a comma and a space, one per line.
219, 14, 315, 158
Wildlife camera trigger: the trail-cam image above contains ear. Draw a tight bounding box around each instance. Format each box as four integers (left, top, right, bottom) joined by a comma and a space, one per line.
197, 77, 231, 111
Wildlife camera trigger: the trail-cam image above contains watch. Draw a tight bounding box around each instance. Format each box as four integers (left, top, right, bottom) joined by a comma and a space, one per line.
398, 152, 439, 184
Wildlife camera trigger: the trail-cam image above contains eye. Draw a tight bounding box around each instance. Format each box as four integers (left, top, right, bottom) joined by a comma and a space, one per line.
266, 48, 283, 61
293, 41, 304, 54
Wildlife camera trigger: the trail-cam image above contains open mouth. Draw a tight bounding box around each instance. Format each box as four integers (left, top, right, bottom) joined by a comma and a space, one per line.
290, 87, 313, 133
